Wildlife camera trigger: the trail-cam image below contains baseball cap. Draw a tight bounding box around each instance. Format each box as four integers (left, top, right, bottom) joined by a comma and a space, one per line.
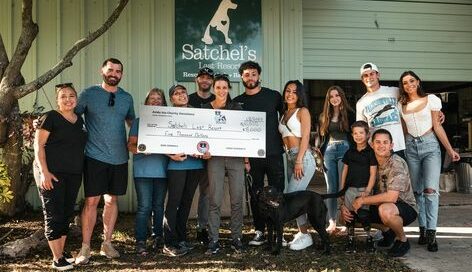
360, 62, 379, 76
197, 67, 214, 78
168, 84, 187, 96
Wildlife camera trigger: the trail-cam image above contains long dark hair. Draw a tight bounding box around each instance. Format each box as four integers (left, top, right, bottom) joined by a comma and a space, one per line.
319, 85, 352, 136
398, 70, 427, 105
281, 80, 308, 112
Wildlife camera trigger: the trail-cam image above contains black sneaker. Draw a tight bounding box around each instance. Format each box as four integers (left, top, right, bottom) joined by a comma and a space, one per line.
376, 230, 395, 249
52, 257, 74, 271
231, 238, 244, 253
248, 230, 266, 246
206, 240, 220, 255
345, 237, 356, 253
62, 251, 75, 263
178, 241, 195, 251
365, 236, 376, 253
197, 229, 209, 245
152, 236, 164, 250
162, 245, 188, 257
388, 239, 410, 257
136, 241, 148, 255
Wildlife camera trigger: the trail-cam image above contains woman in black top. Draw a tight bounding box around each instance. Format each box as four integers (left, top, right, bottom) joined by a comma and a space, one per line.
202, 74, 248, 254
318, 85, 355, 234
34, 83, 86, 270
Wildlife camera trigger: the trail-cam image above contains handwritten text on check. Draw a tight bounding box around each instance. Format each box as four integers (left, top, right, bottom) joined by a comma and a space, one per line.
137, 106, 266, 157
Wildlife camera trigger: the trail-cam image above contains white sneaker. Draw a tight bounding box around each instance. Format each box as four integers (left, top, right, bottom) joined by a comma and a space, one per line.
75, 244, 91, 265
289, 233, 313, 251
289, 231, 303, 245
281, 237, 289, 247
248, 230, 266, 246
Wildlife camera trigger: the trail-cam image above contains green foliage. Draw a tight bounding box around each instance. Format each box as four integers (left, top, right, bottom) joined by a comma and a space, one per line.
0, 161, 14, 203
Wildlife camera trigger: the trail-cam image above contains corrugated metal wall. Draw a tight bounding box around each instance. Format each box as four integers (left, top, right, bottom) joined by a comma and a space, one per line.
1, 0, 303, 211
302, 0, 472, 81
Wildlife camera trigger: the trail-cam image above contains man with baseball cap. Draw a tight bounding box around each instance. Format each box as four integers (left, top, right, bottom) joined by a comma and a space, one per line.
189, 67, 215, 108
356, 62, 406, 158
187, 67, 215, 245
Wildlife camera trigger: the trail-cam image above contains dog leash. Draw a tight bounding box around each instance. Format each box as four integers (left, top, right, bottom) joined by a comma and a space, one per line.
244, 172, 254, 216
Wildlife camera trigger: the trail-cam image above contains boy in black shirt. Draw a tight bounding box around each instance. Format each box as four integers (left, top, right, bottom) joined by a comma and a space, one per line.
340, 121, 377, 252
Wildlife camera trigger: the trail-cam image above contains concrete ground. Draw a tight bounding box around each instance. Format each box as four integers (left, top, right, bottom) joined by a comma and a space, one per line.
310, 172, 472, 272
403, 192, 472, 272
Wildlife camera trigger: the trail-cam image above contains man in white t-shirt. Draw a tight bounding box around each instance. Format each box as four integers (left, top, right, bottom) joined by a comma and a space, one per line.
356, 63, 406, 157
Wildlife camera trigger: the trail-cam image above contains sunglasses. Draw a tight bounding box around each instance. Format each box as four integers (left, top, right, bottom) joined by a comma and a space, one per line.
214, 73, 229, 79
108, 92, 116, 107
55, 82, 73, 90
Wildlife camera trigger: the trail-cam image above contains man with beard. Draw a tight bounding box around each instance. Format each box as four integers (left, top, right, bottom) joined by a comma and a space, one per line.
75, 58, 135, 264
233, 61, 285, 246
187, 67, 215, 245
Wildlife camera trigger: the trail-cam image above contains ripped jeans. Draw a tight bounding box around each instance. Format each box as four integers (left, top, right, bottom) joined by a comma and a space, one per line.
405, 132, 441, 230
285, 147, 316, 227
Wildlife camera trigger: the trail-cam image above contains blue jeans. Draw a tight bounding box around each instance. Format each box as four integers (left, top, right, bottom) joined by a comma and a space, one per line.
405, 132, 441, 230
323, 140, 349, 221
134, 177, 167, 242
285, 147, 316, 227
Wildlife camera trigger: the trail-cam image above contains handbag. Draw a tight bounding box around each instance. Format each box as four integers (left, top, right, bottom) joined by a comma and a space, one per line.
311, 147, 325, 173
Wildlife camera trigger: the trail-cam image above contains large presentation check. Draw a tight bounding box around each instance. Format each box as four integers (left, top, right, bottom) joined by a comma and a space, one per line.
137, 106, 266, 157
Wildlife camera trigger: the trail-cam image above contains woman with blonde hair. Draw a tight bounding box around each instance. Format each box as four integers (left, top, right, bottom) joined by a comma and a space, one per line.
319, 85, 355, 234
128, 88, 168, 255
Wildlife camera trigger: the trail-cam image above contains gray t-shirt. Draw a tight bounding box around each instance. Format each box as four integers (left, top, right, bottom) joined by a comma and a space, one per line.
76, 85, 135, 165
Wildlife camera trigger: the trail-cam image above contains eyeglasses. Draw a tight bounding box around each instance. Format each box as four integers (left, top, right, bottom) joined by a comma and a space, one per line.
108, 92, 116, 107
55, 82, 73, 90
214, 73, 229, 79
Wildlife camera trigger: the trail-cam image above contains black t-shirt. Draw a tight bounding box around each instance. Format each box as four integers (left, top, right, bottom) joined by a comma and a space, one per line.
188, 92, 215, 108
342, 145, 377, 188
38, 110, 87, 174
233, 87, 284, 156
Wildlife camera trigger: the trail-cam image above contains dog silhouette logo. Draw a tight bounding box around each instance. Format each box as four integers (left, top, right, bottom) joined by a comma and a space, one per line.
201, 0, 238, 45
214, 111, 227, 124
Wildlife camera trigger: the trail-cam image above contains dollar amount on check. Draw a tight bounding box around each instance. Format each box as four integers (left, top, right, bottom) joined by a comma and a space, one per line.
137, 106, 266, 157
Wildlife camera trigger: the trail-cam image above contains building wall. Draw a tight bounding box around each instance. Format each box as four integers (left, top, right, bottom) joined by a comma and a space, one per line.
302, 0, 472, 81
1, 0, 303, 211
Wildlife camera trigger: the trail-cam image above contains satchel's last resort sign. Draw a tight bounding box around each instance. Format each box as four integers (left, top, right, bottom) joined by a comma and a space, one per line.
175, 0, 262, 81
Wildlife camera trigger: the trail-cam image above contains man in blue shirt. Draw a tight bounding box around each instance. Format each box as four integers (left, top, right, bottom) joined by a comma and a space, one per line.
75, 58, 135, 264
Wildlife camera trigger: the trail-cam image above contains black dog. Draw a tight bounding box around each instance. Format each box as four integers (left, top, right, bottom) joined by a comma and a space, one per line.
257, 186, 341, 255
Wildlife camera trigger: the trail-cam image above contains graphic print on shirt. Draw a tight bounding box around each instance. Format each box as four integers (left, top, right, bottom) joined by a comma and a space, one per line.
364, 97, 400, 128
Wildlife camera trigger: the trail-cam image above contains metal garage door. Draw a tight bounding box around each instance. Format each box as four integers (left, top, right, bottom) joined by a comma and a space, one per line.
302, 0, 472, 81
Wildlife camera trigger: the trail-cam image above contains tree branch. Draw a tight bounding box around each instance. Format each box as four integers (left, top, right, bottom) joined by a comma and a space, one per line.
1, 0, 38, 89
14, 0, 129, 99
0, 34, 9, 79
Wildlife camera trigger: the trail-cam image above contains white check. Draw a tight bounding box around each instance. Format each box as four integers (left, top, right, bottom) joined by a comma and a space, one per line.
137, 106, 266, 157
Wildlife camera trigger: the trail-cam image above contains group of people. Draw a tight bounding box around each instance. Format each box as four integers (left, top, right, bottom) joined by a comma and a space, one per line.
33, 58, 460, 270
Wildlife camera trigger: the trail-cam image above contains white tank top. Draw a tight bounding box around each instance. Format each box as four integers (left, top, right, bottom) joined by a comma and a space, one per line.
278, 108, 302, 138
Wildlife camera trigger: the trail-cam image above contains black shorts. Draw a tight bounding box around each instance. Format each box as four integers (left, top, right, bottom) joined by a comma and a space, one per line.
370, 201, 417, 226
83, 156, 128, 197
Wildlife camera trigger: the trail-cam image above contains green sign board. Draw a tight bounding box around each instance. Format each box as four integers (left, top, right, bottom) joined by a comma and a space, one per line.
175, 0, 262, 81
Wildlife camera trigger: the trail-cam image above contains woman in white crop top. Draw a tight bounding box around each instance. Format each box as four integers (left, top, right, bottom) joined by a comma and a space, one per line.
398, 71, 460, 252
278, 80, 316, 251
